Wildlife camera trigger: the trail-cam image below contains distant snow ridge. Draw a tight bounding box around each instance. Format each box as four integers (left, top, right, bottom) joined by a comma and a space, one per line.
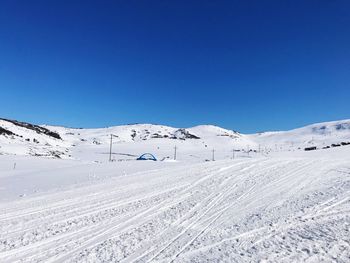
1, 117, 350, 160
0, 118, 61, 139
128, 127, 200, 141
0, 119, 248, 160
0, 118, 69, 158
250, 119, 350, 152
310, 121, 350, 134
172, 128, 200, 140
288, 119, 350, 136
189, 125, 240, 139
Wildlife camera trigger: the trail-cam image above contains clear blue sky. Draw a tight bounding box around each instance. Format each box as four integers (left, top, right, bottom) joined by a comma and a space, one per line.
0, 0, 349, 133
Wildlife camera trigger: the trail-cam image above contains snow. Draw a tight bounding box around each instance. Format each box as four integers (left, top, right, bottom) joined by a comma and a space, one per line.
0, 119, 70, 158
0, 118, 349, 262
249, 119, 350, 153
0, 119, 259, 161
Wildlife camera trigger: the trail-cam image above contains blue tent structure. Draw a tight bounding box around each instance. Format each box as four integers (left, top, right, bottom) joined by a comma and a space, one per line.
137, 153, 157, 161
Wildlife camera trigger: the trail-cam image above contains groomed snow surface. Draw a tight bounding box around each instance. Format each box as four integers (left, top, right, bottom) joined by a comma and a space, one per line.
0, 119, 350, 262
0, 147, 350, 262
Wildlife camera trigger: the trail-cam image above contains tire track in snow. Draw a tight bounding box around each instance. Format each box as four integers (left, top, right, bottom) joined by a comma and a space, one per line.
51, 161, 256, 262
31, 160, 254, 262
124, 160, 285, 262
176, 162, 350, 260
0, 162, 232, 252
163, 160, 320, 261
2, 158, 347, 262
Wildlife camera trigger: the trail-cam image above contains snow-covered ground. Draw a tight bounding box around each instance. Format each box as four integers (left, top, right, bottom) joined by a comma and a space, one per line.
0, 118, 349, 262
249, 119, 350, 154
1, 118, 350, 162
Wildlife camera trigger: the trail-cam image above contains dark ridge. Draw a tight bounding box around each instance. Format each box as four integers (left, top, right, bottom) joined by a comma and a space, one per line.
171, 129, 200, 140
0, 118, 62, 140
0, 127, 16, 136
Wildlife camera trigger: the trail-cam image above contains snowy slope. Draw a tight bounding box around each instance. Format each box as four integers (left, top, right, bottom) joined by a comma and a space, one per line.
0, 118, 350, 262
249, 119, 350, 153
0, 147, 349, 262
49, 123, 256, 163
0, 119, 70, 158
2, 118, 350, 162
0, 118, 257, 162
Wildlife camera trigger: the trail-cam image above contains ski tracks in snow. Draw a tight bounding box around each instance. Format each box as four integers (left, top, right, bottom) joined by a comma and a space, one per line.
0, 158, 349, 262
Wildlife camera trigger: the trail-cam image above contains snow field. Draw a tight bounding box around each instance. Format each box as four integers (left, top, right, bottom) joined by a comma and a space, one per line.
0, 155, 349, 262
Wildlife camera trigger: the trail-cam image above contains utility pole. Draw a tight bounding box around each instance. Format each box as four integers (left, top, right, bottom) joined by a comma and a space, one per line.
109, 134, 113, 162
174, 145, 177, 160
212, 149, 215, 161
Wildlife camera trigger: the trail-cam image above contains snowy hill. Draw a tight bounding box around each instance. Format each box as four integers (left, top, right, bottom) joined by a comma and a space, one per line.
250, 119, 350, 153
46, 123, 255, 162
1, 118, 350, 262
0, 119, 253, 161
1, 118, 350, 161
0, 118, 70, 158
0, 146, 349, 262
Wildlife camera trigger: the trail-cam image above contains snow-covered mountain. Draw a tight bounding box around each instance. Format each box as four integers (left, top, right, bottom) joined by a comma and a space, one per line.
249, 119, 350, 152
0, 119, 253, 161
1, 118, 349, 161
1, 118, 350, 262
0, 118, 71, 158
48, 123, 257, 162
